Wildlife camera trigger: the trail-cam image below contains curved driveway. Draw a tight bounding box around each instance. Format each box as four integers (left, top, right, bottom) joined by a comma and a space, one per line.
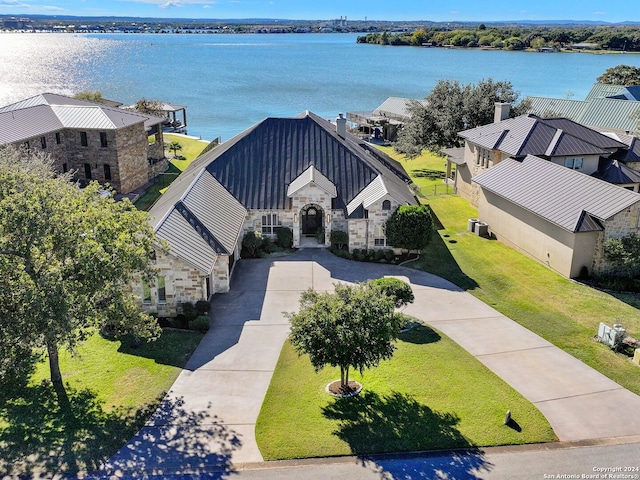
104, 248, 640, 477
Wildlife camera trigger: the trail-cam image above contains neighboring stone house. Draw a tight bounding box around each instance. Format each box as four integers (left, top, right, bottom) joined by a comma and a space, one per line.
525, 83, 640, 135
140, 111, 417, 315
448, 107, 628, 207
0, 93, 166, 193
473, 155, 640, 278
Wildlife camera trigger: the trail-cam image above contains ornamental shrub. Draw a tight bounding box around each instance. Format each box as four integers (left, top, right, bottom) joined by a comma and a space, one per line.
372, 277, 415, 308
330, 230, 349, 250
274, 226, 293, 248
188, 315, 210, 332
242, 231, 263, 258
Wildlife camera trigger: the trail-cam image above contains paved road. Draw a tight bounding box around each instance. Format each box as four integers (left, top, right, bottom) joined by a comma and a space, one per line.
102, 249, 640, 478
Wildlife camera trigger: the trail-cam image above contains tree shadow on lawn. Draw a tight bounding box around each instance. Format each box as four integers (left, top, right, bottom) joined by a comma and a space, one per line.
0, 383, 240, 479
322, 391, 491, 479
398, 324, 441, 345
411, 169, 447, 181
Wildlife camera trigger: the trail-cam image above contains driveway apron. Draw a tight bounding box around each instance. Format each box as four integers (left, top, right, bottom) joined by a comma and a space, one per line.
104, 249, 640, 476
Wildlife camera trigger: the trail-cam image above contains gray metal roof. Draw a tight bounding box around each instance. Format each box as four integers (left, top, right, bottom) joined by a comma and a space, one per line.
441, 147, 465, 165
148, 111, 416, 267
526, 94, 640, 134
585, 83, 625, 101
287, 165, 337, 198
0, 105, 63, 144
525, 97, 589, 122
459, 114, 626, 159
592, 159, 640, 184
578, 98, 640, 133
473, 155, 640, 232
373, 97, 426, 120
199, 111, 415, 215
155, 210, 219, 274
0, 93, 164, 144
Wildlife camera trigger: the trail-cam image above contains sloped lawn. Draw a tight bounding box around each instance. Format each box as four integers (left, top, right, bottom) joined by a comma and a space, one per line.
0, 330, 203, 475
256, 324, 554, 460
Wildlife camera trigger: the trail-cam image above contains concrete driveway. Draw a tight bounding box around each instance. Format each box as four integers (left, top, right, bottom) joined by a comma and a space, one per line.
104, 248, 640, 477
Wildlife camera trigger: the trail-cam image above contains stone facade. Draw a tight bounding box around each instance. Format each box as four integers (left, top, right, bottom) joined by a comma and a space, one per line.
14, 123, 164, 194
137, 248, 237, 317
592, 203, 640, 274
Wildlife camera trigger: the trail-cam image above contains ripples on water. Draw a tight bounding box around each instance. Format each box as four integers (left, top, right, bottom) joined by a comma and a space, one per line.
1, 32, 640, 140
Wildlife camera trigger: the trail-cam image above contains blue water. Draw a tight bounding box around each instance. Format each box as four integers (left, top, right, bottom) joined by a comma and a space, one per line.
1, 32, 640, 141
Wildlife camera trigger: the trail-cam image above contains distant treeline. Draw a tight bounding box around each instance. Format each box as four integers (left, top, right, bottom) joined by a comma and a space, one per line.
357, 25, 640, 51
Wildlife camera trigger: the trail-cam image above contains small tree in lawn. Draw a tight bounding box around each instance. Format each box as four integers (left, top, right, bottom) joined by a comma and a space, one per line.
385, 205, 434, 254
168, 140, 183, 158
287, 283, 402, 393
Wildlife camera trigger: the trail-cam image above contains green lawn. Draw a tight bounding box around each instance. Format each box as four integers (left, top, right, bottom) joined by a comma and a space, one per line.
256, 324, 555, 460
0, 330, 203, 475
382, 148, 640, 395
409, 194, 640, 396
134, 133, 211, 211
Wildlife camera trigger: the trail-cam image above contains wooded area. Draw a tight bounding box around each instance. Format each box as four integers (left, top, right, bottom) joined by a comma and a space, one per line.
358, 25, 640, 51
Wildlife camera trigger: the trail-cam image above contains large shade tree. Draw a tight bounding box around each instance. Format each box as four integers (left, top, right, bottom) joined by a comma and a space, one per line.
596, 65, 640, 86
0, 146, 161, 407
395, 78, 528, 156
287, 282, 403, 391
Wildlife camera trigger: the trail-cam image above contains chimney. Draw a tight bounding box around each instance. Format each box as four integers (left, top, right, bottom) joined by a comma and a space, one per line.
494, 102, 511, 123
336, 113, 347, 138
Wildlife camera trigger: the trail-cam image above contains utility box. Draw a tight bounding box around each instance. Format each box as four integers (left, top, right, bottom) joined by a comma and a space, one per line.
633, 349, 640, 366
475, 222, 489, 237
468, 218, 479, 232
598, 322, 627, 349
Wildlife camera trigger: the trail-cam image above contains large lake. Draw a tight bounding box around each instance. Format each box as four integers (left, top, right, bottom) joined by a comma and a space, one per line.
2, 32, 640, 141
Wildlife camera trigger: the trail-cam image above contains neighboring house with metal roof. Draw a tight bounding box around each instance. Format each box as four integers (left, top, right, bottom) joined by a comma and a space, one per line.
347, 97, 427, 142
449, 109, 628, 206
526, 83, 640, 135
473, 155, 640, 278
0, 93, 166, 193
138, 111, 418, 316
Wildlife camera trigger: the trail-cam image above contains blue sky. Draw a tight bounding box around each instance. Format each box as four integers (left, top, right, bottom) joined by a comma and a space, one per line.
0, 0, 637, 22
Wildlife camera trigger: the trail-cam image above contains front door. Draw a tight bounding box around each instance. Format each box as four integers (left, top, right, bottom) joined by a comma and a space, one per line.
301, 205, 323, 235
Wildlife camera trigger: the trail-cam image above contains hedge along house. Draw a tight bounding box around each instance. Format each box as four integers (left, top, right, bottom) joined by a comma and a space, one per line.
140, 111, 417, 315
0, 93, 166, 194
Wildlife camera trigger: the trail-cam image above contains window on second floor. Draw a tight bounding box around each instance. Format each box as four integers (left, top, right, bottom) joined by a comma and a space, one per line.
382, 199, 391, 210
80, 131, 88, 147
100, 132, 108, 148
55, 132, 61, 144
565, 157, 583, 170
40, 136, 47, 149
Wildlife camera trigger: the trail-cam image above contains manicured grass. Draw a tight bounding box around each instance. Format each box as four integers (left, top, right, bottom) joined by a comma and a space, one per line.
164, 133, 210, 172
256, 324, 555, 460
133, 163, 181, 211
406, 194, 640, 396
0, 329, 203, 475
377, 146, 453, 197
382, 150, 640, 394
134, 134, 211, 211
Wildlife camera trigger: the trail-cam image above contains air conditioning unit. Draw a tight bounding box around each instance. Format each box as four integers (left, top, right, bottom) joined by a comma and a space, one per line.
598, 322, 626, 349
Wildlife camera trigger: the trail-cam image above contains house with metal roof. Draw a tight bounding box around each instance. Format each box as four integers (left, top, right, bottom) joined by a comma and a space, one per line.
526, 83, 640, 135
0, 93, 166, 193
138, 111, 417, 315
449, 108, 629, 206
473, 155, 640, 278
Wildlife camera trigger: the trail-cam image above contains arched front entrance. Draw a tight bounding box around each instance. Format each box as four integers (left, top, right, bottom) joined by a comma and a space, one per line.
301, 204, 324, 236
